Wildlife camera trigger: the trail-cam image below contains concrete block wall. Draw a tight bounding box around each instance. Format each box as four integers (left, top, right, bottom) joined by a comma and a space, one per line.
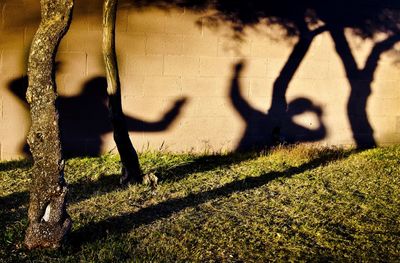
0, 0, 399, 159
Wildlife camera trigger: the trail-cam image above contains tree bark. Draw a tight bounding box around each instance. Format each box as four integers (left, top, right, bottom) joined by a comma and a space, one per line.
102, 0, 142, 184
24, 0, 73, 249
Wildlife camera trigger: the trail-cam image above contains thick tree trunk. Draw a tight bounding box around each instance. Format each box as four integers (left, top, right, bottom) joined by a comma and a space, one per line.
24, 0, 73, 249
102, 0, 143, 184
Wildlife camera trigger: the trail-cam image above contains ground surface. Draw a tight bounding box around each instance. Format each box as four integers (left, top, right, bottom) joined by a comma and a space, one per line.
1, 145, 399, 262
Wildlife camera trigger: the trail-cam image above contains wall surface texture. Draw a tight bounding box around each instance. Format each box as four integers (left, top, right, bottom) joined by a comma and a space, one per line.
0, 0, 399, 160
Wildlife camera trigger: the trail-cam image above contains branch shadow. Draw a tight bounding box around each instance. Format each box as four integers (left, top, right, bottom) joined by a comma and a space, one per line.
328, 27, 400, 148
0, 151, 255, 232
129, 0, 400, 149
70, 148, 356, 248
0, 159, 32, 172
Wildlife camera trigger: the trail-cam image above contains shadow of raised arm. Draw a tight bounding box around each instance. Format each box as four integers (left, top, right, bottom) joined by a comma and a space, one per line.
125, 98, 188, 132
230, 61, 263, 121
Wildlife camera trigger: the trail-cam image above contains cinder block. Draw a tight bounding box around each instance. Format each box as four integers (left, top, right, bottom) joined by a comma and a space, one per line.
1, 51, 26, 75
251, 40, 292, 59
143, 76, 182, 97
178, 116, 243, 150
375, 61, 400, 81
200, 57, 234, 77
285, 79, 332, 102
87, 12, 103, 32
127, 9, 166, 33
84, 31, 103, 53
63, 31, 102, 53
56, 52, 87, 76
202, 18, 232, 37
370, 116, 396, 135
116, 8, 129, 32
297, 59, 329, 80
396, 116, 400, 133
183, 36, 218, 56
325, 78, 350, 99
0, 95, 3, 120
0, 138, 29, 160
57, 74, 87, 97
86, 53, 106, 77
371, 80, 399, 99
116, 52, 128, 76
117, 33, 146, 55
24, 26, 38, 52
178, 117, 212, 142
240, 58, 268, 77
243, 96, 270, 113
120, 75, 145, 97
0, 82, 30, 135
307, 33, 335, 60
164, 56, 199, 76
146, 34, 183, 55
122, 96, 167, 120
0, 29, 24, 51
376, 133, 400, 145
195, 97, 231, 117
126, 55, 164, 76
328, 57, 348, 79
368, 98, 399, 116
218, 37, 251, 57
266, 58, 287, 79
164, 10, 202, 35
58, 35, 69, 52
68, 2, 90, 32
69, 15, 89, 32
181, 77, 229, 97
250, 78, 274, 98
2, 3, 26, 29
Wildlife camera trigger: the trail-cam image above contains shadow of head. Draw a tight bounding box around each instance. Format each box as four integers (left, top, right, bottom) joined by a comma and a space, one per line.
287, 97, 322, 117
80, 77, 108, 102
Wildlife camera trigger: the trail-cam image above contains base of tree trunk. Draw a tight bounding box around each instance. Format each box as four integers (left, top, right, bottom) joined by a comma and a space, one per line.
24, 185, 72, 249
25, 218, 72, 250
119, 167, 158, 187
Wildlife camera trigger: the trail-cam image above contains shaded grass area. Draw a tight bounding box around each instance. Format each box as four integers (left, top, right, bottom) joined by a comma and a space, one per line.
0, 145, 399, 262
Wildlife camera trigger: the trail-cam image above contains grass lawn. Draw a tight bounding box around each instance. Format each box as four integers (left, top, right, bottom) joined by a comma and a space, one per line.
0, 145, 399, 262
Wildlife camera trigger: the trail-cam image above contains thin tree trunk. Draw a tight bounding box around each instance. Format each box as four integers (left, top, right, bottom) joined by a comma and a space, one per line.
102, 0, 143, 184
24, 0, 73, 249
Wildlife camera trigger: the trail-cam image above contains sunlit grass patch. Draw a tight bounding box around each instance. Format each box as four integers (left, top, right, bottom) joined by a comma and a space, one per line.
1, 145, 399, 262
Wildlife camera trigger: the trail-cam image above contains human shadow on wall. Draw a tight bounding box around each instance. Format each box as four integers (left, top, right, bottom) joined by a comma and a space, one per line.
8, 76, 187, 158
129, 0, 400, 149
231, 61, 326, 150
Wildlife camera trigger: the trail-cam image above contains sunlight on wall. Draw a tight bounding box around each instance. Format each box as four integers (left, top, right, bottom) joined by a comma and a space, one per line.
0, 0, 399, 159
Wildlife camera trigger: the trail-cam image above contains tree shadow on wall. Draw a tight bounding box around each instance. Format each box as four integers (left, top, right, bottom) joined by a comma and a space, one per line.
130, 0, 400, 149
8, 76, 187, 158
328, 27, 400, 148
230, 61, 326, 151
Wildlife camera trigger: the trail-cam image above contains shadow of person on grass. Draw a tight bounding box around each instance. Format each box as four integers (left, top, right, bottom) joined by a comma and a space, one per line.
8, 76, 187, 158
